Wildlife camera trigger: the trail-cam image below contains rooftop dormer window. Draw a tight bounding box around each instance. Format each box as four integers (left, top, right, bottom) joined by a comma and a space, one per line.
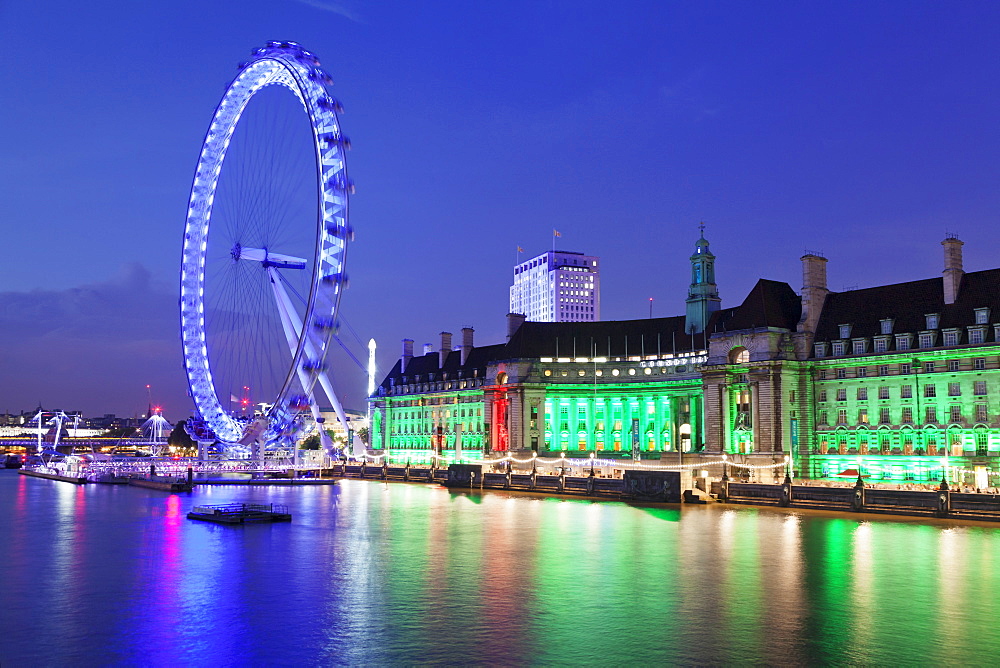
975, 308, 990, 325
926, 314, 939, 330
880, 319, 894, 335
839, 324, 852, 339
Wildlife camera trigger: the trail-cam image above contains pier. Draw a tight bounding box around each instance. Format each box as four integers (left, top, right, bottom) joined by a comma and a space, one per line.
187, 503, 292, 524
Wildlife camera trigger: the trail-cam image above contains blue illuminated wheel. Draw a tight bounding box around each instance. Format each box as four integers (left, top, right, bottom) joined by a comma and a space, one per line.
179, 41, 353, 453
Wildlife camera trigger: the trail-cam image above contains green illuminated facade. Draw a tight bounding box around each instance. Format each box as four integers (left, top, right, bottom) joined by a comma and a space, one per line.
371, 235, 1000, 485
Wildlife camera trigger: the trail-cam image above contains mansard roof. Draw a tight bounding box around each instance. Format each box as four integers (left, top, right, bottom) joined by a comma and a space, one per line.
504, 315, 706, 359
378, 343, 506, 389
378, 315, 709, 390
709, 279, 802, 333
814, 268, 1000, 342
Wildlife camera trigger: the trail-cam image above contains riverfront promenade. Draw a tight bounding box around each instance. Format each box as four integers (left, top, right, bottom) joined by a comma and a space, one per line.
20, 454, 1000, 523
6, 469, 1000, 665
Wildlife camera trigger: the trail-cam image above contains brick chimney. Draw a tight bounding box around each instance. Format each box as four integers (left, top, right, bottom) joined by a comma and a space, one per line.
460, 327, 474, 365
942, 235, 964, 305
439, 331, 452, 368
401, 339, 413, 372
797, 253, 829, 335
507, 313, 526, 341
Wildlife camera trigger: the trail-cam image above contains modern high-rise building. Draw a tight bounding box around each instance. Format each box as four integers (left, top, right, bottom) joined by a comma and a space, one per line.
509, 250, 600, 322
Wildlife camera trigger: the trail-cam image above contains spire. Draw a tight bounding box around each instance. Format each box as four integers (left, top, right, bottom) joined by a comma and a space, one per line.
685, 224, 721, 335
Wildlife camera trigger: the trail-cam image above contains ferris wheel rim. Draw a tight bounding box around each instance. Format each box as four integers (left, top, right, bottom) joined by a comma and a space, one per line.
179, 42, 351, 446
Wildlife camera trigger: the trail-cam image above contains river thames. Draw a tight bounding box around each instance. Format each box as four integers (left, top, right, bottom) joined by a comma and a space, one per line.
2, 470, 999, 665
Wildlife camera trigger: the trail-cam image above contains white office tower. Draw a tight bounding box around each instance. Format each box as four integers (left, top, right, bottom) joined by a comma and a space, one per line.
510, 250, 600, 322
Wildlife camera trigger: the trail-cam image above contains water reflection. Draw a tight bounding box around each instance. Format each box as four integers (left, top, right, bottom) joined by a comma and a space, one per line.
3, 471, 1000, 665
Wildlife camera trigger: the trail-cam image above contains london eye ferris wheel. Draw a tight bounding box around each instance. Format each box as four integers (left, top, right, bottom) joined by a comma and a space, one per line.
179, 41, 354, 457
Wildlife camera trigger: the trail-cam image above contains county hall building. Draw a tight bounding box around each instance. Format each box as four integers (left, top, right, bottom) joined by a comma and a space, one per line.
369, 233, 1000, 485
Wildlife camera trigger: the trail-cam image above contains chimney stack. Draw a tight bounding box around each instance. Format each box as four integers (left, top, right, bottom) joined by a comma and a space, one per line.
423, 343, 434, 355
507, 313, 526, 341
460, 327, 474, 365
942, 235, 964, 305
401, 339, 414, 372
797, 253, 829, 335
439, 332, 452, 368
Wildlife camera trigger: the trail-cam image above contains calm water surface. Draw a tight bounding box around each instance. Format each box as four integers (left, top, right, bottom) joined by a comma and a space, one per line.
2, 470, 999, 666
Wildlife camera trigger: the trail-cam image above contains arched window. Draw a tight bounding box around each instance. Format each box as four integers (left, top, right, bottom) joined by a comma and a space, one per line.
730, 347, 749, 364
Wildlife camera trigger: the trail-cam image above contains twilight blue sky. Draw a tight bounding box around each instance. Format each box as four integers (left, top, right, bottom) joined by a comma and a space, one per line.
1, 0, 999, 418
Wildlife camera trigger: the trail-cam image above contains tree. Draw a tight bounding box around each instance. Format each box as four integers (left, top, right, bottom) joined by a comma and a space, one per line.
168, 420, 196, 448
356, 426, 369, 446
301, 433, 321, 450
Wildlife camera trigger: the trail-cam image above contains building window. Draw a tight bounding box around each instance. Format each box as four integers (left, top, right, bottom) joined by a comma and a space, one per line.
975, 308, 990, 325
901, 385, 913, 399
880, 407, 891, 424
924, 361, 935, 373
948, 359, 960, 372
858, 387, 868, 400
880, 319, 894, 335
879, 386, 890, 400
975, 358, 986, 370
950, 405, 962, 423
974, 380, 987, 396
970, 328, 985, 345
976, 404, 988, 423
948, 382, 961, 396
859, 408, 869, 424
819, 411, 828, 426
926, 314, 939, 329
926, 406, 937, 423
900, 363, 911, 374
943, 331, 959, 346
918, 333, 934, 349
819, 390, 828, 402
836, 368, 846, 379
896, 334, 911, 350
925, 384, 937, 398
819, 370, 827, 380
814, 343, 828, 358
837, 409, 848, 425
832, 342, 845, 356
874, 338, 888, 353
857, 366, 867, 377
902, 407, 913, 424
839, 324, 852, 339
836, 389, 847, 401
879, 365, 889, 376
853, 339, 866, 355
789, 390, 796, 402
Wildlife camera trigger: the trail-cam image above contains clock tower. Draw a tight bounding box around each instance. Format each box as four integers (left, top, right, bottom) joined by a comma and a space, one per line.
685, 224, 721, 335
